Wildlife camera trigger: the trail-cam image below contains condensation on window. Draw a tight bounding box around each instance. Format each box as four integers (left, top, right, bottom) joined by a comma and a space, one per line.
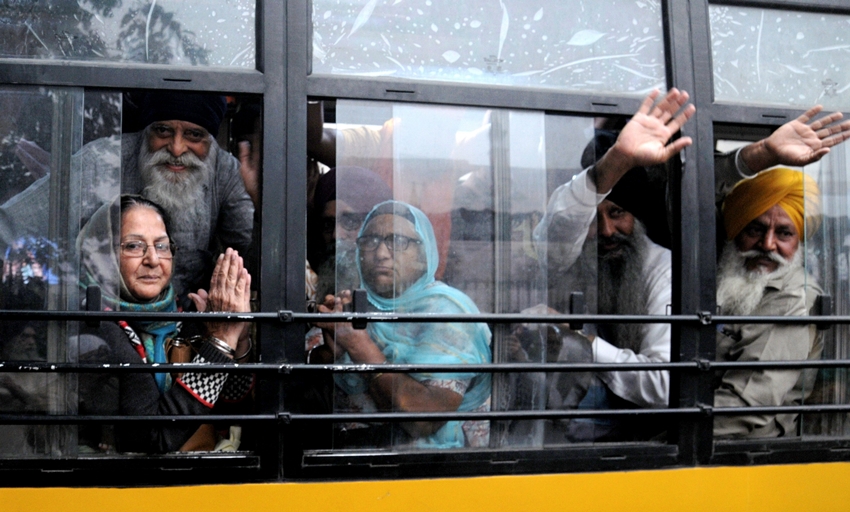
0, 0, 255, 68
312, 0, 665, 95
710, 5, 850, 110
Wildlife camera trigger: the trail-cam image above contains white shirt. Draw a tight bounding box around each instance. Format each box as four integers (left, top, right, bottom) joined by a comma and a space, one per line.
534, 168, 671, 408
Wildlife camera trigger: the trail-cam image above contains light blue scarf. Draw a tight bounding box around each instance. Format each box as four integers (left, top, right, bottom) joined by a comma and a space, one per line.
338, 200, 492, 448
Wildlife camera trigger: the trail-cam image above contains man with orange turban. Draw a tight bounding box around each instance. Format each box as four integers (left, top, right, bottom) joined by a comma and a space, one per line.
713, 167, 823, 437
710, 104, 850, 438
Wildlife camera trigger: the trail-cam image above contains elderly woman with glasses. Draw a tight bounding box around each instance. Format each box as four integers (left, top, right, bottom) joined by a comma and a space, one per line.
75, 194, 252, 453
314, 200, 491, 449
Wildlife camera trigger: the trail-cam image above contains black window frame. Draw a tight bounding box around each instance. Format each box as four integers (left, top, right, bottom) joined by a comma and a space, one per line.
0, 0, 849, 486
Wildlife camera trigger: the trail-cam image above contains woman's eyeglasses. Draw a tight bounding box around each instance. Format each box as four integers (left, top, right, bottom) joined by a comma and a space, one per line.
118, 241, 176, 259
356, 234, 421, 252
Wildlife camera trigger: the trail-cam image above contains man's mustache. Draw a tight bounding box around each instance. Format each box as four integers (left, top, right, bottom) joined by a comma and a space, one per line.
147, 147, 205, 170
739, 249, 787, 266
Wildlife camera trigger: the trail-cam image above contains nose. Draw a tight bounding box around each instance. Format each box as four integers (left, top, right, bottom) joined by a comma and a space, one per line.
759, 229, 777, 252
597, 213, 616, 239
374, 238, 393, 259
141, 245, 161, 265
168, 132, 187, 157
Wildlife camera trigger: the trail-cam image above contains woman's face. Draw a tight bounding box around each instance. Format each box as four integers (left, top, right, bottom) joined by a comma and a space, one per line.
118, 206, 173, 301
359, 214, 426, 298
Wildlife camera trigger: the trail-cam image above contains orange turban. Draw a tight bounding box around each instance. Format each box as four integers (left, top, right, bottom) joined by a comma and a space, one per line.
722, 167, 821, 240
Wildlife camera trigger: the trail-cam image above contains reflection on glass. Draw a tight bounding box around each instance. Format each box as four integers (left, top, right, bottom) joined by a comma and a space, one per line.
710, 6, 850, 110
712, 140, 831, 439
0, 86, 102, 458
321, 100, 676, 450
312, 0, 665, 95
0, 1, 255, 68
796, 146, 850, 437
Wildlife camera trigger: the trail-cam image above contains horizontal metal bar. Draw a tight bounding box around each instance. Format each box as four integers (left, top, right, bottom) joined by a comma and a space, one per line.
307, 75, 644, 116
0, 414, 276, 425
3, 359, 850, 374
0, 362, 262, 373
712, 403, 850, 415
287, 402, 850, 423
4, 402, 850, 426
8, 309, 848, 326
285, 408, 702, 424
0, 310, 281, 322
0, 59, 266, 93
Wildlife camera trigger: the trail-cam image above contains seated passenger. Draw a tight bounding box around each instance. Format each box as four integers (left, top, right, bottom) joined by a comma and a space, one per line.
76, 195, 252, 453
313, 200, 491, 449
714, 168, 822, 437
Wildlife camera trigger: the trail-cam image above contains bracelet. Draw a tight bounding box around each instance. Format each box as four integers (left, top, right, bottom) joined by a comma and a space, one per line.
206, 335, 236, 357
234, 337, 253, 361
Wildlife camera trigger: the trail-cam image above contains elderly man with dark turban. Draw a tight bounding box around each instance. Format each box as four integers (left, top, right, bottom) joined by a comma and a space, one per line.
1, 91, 255, 304
533, 89, 695, 441
713, 168, 823, 437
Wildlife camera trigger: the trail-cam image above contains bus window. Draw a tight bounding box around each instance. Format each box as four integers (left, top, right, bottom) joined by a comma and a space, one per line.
710, 5, 850, 112
0, 1, 256, 68
713, 133, 846, 439
306, 100, 676, 451
311, 0, 665, 95
0, 88, 261, 459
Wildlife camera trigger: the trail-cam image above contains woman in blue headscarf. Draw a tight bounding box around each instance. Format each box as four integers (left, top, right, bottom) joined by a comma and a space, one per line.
315, 200, 492, 449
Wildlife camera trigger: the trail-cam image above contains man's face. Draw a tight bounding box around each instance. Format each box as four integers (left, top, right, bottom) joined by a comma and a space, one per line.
322, 200, 367, 246
592, 199, 636, 258
734, 204, 800, 273
147, 120, 212, 166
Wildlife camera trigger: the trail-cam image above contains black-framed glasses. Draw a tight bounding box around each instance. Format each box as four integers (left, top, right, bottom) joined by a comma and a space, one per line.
118, 241, 176, 259
356, 234, 422, 253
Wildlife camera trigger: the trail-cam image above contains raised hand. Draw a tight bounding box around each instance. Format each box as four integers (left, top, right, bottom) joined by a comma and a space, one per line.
201, 248, 252, 350
593, 88, 695, 194
742, 106, 850, 172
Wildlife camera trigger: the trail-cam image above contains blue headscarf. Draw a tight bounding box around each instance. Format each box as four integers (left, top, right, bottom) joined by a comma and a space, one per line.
339, 200, 492, 448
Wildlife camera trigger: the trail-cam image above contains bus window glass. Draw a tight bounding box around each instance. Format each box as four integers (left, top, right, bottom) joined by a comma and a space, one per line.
307, 100, 674, 451
714, 138, 832, 439
311, 0, 665, 95
0, 88, 260, 458
0, 1, 256, 68
710, 5, 850, 111
798, 145, 850, 438
0, 86, 108, 458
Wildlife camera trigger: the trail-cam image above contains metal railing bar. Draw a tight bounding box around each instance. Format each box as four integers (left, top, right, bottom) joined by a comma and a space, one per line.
6, 309, 850, 326
4, 402, 850, 425
3, 359, 850, 373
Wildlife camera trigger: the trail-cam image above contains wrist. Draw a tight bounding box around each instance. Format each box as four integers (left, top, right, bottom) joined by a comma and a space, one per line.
593, 145, 634, 194
206, 335, 236, 358
739, 140, 777, 174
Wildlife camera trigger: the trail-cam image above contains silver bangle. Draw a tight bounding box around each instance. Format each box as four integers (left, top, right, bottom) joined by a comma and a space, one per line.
234, 337, 253, 360
206, 335, 236, 357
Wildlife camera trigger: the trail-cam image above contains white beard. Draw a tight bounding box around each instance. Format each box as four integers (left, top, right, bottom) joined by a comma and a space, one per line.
138, 127, 213, 238
716, 240, 802, 316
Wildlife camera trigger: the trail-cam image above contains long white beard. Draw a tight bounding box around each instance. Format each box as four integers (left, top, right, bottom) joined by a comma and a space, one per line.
138, 128, 213, 238
716, 240, 802, 316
